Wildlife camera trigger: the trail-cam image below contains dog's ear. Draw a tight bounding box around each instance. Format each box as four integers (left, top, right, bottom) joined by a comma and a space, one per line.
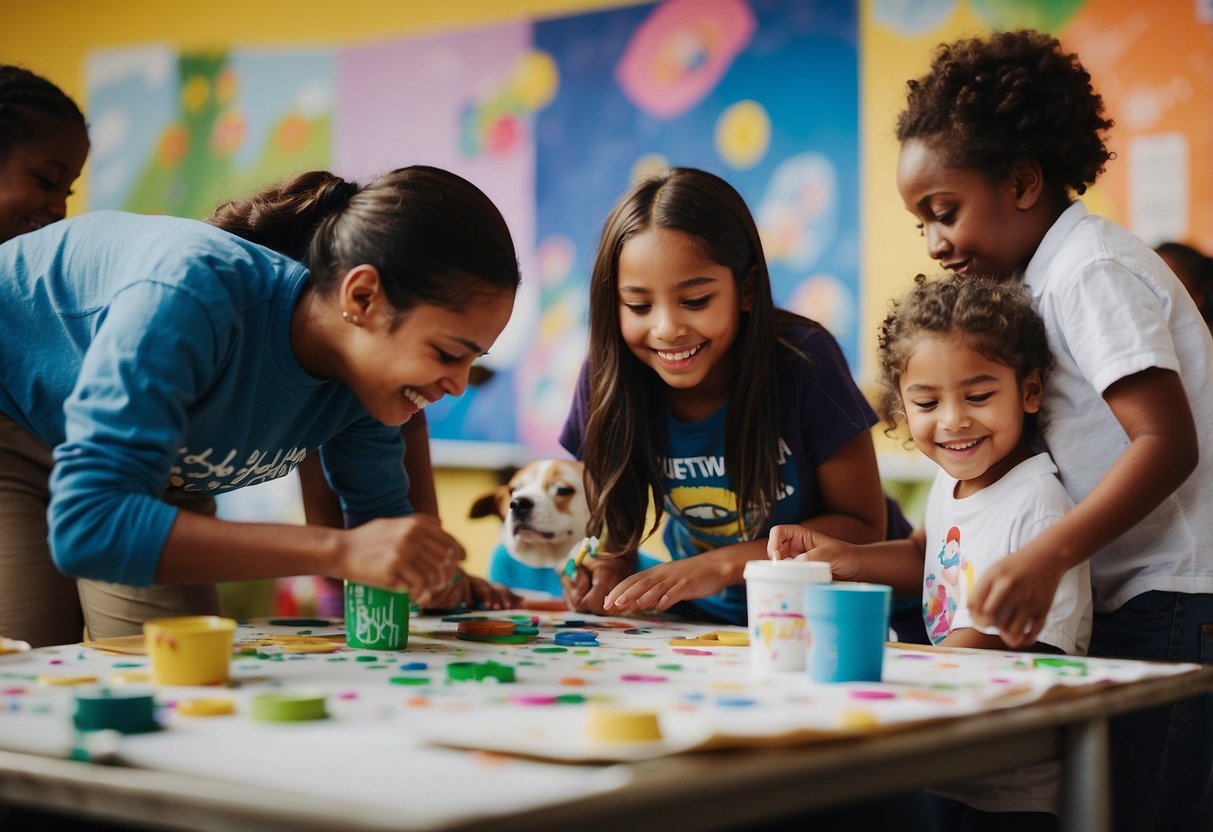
469, 485, 509, 520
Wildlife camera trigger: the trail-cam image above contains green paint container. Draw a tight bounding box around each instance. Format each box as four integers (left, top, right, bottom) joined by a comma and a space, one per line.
73, 688, 160, 734
343, 581, 409, 650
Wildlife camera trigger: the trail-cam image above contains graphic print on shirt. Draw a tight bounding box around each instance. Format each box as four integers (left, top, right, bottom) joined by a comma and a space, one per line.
661, 437, 796, 554
170, 445, 310, 492
924, 525, 971, 644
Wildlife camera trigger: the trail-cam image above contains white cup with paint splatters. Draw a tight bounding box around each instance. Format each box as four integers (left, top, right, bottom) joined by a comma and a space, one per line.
744, 559, 831, 673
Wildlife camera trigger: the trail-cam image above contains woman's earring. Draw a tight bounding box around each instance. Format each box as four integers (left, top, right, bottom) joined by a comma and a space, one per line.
342, 311, 357, 325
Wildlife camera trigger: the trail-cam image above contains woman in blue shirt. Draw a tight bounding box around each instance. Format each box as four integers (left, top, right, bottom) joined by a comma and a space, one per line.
0, 165, 519, 646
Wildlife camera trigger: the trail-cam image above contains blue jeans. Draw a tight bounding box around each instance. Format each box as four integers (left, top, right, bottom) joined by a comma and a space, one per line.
1087, 590, 1213, 832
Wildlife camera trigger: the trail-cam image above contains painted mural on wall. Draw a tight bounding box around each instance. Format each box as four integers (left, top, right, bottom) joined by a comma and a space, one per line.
86, 0, 1211, 460
86, 47, 334, 221
526, 0, 860, 455
85, 0, 861, 459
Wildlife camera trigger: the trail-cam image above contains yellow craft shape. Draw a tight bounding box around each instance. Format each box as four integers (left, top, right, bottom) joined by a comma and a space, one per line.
838, 709, 879, 731
585, 703, 663, 743
108, 670, 152, 685
37, 674, 98, 686
668, 630, 750, 647
177, 697, 236, 717
280, 639, 340, 654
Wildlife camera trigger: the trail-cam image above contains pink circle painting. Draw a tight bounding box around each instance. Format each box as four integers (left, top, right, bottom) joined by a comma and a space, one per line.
616, 0, 756, 120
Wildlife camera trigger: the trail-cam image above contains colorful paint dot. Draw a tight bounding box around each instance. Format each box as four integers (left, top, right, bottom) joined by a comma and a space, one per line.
848, 690, 895, 700
510, 694, 557, 706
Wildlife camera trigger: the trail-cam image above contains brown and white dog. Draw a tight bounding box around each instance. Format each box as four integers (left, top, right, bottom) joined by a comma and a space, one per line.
470, 460, 590, 594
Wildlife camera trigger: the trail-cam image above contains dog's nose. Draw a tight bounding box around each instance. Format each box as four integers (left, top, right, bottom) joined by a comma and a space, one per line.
510, 496, 533, 519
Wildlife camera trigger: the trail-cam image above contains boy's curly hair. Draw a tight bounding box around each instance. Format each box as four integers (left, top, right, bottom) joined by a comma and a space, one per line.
896, 29, 1113, 197
877, 274, 1054, 448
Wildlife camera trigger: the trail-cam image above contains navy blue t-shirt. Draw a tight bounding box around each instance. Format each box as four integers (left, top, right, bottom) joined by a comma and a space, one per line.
561, 321, 912, 624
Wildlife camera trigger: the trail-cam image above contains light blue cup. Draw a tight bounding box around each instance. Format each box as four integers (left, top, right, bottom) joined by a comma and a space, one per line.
804, 582, 892, 683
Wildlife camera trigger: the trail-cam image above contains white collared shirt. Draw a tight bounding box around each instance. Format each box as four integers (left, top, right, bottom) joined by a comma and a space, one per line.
1021, 201, 1213, 611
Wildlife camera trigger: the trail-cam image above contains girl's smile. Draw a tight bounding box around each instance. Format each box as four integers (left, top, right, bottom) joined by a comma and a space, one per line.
899, 330, 1041, 498
937, 435, 987, 454
616, 227, 745, 420
655, 341, 705, 368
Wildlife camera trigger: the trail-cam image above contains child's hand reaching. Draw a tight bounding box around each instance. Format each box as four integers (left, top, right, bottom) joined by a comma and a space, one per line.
967, 544, 1067, 648
603, 554, 732, 614
766, 524, 862, 580
413, 569, 520, 612
562, 551, 636, 615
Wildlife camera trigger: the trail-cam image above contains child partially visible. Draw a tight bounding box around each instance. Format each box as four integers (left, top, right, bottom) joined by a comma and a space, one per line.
894, 29, 1213, 831
1156, 241, 1213, 330
0, 65, 88, 243
561, 167, 916, 632
771, 273, 1090, 830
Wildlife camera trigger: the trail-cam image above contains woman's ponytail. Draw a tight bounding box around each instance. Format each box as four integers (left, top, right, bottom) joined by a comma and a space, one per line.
207, 170, 359, 263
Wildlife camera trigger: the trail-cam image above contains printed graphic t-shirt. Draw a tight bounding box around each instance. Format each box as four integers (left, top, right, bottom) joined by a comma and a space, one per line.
562, 321, 911, 624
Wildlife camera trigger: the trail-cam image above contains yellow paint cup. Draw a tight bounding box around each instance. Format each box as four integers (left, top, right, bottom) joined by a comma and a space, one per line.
144, 616, 236, 686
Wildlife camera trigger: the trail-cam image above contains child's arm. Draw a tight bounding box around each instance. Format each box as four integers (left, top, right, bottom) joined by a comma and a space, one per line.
799, 431, 890, 543
602, 539, 762, 613
604, 432, 895, 613
937, 628, 1006, 651
768, 525, 926, 596
970, 368, 1197, 647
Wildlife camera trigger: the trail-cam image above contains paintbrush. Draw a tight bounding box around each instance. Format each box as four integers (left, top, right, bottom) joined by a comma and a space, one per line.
561, 535, 599, 579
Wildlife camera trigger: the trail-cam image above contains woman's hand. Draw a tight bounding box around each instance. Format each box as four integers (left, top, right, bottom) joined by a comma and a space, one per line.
338, 514, 462, 595
562, 551, 636, 615
603, 554, 733, 614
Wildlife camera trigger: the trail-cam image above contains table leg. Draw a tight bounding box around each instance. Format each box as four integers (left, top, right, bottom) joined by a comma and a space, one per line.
1060, 716, 1111, 832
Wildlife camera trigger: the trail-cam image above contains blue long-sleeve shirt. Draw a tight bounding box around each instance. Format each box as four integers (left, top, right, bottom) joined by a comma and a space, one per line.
0, 211, 410, 585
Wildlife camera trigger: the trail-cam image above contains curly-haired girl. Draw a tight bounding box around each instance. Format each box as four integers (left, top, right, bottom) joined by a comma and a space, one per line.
893, 29, 1213, 832
771, 273, 1091, 826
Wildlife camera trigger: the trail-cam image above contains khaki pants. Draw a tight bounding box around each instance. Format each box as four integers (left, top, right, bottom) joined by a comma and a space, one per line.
0, 412, 220, 647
